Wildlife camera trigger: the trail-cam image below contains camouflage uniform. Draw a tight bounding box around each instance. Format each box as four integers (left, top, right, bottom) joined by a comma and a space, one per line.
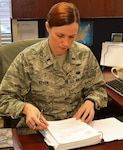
0, 39, 107, 133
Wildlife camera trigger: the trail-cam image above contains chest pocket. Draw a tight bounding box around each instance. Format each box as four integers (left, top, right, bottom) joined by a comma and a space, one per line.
30, 68, 66, 96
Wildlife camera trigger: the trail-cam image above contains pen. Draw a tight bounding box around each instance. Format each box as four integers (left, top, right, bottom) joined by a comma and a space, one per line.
40, 109, 47, 135
39, 109, 44, 123
33, 109, 44, 129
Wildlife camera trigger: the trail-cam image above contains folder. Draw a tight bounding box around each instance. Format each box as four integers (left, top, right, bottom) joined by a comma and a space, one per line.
100, 42, 123, 67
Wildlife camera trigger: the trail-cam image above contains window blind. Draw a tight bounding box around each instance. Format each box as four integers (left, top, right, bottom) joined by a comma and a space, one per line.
0, 0, 11, 46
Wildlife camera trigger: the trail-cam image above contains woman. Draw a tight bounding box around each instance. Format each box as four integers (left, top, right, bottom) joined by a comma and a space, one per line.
0, 2, 107, 134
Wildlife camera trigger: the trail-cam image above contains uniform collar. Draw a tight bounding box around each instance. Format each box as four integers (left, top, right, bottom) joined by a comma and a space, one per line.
66, 42, 82, 65
40, 39, 82, 68
39, 39, 54, 68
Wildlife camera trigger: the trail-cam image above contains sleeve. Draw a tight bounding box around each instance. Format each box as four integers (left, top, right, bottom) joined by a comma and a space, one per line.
0, 53, 30, 119
83, 50, 108, 110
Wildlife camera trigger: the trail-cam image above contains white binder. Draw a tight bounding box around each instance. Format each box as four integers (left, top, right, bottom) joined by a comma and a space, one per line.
100, 42, 123, 67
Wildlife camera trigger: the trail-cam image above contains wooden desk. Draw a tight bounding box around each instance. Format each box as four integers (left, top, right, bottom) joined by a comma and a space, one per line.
18, 133, 123, 150
103, 69, 123, 107
17, 69, 123, 150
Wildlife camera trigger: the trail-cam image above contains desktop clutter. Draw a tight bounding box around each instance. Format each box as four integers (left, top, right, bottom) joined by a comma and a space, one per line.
1, 117, 123, 150
111, 66, 123, 81
106, 66, 123, 97
41, 117, 123, 150
100, 42, 123, 67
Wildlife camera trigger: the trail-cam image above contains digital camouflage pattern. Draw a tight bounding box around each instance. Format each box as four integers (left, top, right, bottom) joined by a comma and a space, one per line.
0, 39, 108, 131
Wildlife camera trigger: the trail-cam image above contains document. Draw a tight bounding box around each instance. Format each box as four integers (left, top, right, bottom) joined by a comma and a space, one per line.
100, 42, 123, 67
40, 117, 123, 150
91, 117, 123, 142
41, 118, 102, 150
17, 21, 38, 40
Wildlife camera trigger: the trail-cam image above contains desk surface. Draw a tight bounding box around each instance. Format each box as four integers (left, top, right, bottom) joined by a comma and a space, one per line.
17, 69, 123, 150
19, 133, 123, 150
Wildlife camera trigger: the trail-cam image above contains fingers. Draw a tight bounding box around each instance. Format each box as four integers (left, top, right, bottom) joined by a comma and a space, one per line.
26, 119, 37, 130
80, 109, 95, 124
40, 114, 48, 126
33, 124, 36, 130
23, 104, 49, 130
33, 121, 48, 130
34, 114, 49, 130
26, 113, 48, 131
74, 109, 94, 124
74, 100, 95, 124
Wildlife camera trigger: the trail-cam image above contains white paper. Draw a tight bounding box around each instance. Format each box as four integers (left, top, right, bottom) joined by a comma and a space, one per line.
100, 42, 123, 67
17, 21, 38, 40
47, 118, 99, 144
91, 117, 123, 142
41, 118, 101, 150
40, 117, 123, 150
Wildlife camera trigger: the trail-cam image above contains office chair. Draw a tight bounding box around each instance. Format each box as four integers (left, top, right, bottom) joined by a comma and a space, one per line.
0, 38, 46, 127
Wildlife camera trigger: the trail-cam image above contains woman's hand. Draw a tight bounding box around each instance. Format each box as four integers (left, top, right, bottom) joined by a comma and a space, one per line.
22, 103, 48, 130
74, 100, 95, 124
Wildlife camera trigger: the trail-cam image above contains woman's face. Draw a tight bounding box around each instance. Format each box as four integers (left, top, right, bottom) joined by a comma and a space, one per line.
45, 22, 79, 56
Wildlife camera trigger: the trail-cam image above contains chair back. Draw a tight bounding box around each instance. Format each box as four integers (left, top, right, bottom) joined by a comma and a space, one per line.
0, 38, 46, 83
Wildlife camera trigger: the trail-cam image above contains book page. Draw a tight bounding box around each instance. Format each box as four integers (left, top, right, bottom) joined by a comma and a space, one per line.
47, 118, 100, 144
91, 117, 123, 142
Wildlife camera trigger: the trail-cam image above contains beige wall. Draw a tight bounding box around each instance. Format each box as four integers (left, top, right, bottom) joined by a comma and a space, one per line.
0, 30, 1, 47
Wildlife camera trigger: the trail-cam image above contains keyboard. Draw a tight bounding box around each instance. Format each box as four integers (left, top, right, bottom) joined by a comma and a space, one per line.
106, 79, 123, 97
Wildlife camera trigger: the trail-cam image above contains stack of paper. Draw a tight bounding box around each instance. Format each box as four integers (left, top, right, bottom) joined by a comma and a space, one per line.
40, 118, 102, 150
40, 117, 123, 150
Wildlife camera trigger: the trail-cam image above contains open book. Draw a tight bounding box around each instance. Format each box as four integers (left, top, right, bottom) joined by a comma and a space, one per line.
40, 117, 123, 150
40, 118, 102, 150
90, 117, 123, 142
